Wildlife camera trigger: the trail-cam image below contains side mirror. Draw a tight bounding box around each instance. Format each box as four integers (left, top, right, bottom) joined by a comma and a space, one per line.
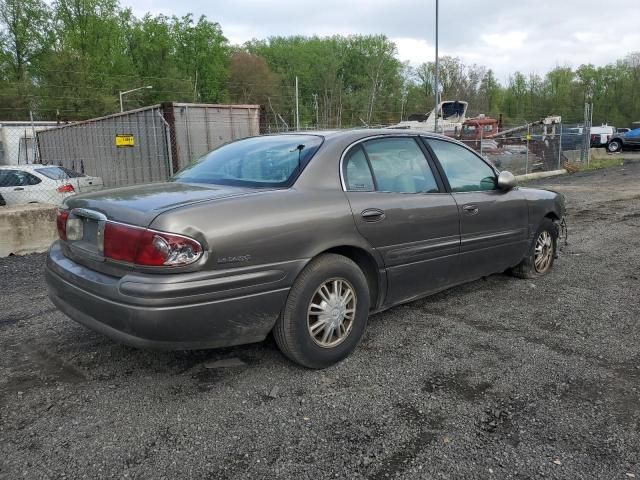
497, 171, 517, 190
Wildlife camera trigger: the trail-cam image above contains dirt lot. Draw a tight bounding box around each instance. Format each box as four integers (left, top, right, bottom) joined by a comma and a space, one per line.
1, 162, 639, 480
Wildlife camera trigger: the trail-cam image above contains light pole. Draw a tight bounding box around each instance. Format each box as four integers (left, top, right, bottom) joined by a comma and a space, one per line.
119, 85, 153, 113
434, 0, 439, 133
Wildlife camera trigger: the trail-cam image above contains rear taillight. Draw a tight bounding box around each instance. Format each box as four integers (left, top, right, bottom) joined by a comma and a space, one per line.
103, 222, 203, 266
57, 184, 75, 194
103, 222, 144, 262
56, 210, 69, 240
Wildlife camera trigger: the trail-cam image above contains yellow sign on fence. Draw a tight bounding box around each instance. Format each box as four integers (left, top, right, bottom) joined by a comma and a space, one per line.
115, 134, 135, 147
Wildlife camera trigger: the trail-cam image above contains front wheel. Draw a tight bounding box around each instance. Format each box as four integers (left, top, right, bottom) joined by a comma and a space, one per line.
273, 254, 370, 369
510, 218, 559, 279
607, 140, 622, 153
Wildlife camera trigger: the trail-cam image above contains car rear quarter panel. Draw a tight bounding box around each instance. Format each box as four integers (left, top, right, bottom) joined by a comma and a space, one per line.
149, 188, 376, 284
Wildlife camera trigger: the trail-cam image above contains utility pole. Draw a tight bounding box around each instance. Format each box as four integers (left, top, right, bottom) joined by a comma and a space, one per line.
434, 0, 440, 133
581, 84, 594, 164
312, 93, 319, 127
193, 70, 198, 102
295, 76, 300, 131
29, 110, 37, 163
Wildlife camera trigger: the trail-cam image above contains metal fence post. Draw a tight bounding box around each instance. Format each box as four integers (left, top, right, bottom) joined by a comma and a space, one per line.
156, 110, 174, 177
479, 125, 483, 157
525, 125, 530, 174
557, 122, 563, 170
29, 111, 38, 163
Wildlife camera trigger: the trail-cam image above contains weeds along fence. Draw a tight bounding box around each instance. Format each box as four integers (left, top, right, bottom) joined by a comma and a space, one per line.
35, 102, 262, 189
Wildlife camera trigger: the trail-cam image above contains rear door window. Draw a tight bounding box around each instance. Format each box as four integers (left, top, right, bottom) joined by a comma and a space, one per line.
343, 146, 374, 191
362, 137, 439, 193
36, 166, 83, 180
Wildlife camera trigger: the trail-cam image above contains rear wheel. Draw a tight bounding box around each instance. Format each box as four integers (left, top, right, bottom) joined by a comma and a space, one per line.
607, 139, 622, 153
510, 218, 559, 279
273, 254, 370, 369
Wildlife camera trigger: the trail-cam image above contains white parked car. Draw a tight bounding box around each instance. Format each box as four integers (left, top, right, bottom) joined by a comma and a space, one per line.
0, 165, 103, 206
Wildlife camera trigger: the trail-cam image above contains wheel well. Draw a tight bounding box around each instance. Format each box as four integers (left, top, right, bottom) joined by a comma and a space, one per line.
321, 246, 380, 308
545, 212, 560, 221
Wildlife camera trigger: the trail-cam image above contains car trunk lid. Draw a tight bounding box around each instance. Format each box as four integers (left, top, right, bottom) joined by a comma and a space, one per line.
74, 175, 104, 193
64, 181, 258, 227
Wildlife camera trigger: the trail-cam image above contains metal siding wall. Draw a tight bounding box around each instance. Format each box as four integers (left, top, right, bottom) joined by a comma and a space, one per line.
172, 104, 261, 169
37, 106, 170, 188
36, 103, 259, 187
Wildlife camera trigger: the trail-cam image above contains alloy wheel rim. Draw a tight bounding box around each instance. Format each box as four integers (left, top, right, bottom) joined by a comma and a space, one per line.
534, 230, 554, 273
307, 278, 357, 348
608, 141, 618, 152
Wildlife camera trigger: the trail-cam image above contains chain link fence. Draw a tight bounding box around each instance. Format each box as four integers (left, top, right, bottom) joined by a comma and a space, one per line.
458, 120, 588, 175
0, 103, 262, 206
0, 121, 87, 206
1, 105, 598, 208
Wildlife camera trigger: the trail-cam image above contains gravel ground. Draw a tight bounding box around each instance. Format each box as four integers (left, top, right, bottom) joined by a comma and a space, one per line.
1, 162, 639, 480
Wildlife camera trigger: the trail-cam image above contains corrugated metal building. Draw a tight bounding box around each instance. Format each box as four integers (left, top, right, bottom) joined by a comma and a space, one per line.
37, 103, 262, 188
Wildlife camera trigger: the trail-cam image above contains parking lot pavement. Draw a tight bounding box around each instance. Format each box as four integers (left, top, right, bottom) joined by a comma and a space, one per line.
1, 161, 639, 480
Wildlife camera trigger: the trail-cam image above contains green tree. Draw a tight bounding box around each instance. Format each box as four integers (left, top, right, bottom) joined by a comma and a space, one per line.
171, 14, 229, 103
0, 0, 51, 118
478, 69, 500, 115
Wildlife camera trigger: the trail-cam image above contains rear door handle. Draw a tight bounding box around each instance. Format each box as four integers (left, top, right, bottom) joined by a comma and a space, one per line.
361, 208, 386, 222
463, 204, 479, 215
13, 187, 24, 191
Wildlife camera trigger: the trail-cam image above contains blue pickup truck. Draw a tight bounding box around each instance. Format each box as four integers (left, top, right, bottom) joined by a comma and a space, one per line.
607, 127, 640, 153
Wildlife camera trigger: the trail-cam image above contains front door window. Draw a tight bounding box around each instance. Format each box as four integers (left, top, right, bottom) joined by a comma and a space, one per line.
425, 139, 496, 192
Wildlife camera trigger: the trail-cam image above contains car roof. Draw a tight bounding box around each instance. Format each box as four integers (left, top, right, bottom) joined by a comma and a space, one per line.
0, 164, 59, 171
278, 128, 452, 142
286, 128, 446, 137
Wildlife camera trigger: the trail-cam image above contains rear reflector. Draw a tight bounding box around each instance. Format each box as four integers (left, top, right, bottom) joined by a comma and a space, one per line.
56, 210, 69, 240
57, 184, 75, 194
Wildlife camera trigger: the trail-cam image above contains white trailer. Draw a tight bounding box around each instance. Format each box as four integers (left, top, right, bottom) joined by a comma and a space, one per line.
36, 103, 262, 188
0, 121, 61, 165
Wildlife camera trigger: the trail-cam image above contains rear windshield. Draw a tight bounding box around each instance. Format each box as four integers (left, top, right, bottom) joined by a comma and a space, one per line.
171, 135, 323, 188
36, 166, 84, 180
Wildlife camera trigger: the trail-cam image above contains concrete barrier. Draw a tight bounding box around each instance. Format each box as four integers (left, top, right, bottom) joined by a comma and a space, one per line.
562, 149, 582, 163
0, 203, 58, 257
515, 169, 567, 182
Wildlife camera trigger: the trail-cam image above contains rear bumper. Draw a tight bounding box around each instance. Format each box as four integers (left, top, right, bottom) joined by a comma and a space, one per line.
45, 242, 297, 350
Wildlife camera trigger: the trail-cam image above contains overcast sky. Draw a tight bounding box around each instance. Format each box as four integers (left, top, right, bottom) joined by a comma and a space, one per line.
125, 0, 639, 82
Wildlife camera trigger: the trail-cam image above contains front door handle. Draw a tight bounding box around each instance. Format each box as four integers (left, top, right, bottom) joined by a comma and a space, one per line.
463, 204, 479, 215
13, 187, 24, 191
361, 208, 386, 222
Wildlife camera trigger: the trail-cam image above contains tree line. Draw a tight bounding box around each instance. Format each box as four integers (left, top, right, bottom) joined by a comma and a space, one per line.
1, 0, 639, 128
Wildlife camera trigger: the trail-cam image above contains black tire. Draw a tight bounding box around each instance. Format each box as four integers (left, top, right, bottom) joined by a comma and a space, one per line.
510, 218, 559, 279
273, 254, 370, 369
607, 139, 622, 153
